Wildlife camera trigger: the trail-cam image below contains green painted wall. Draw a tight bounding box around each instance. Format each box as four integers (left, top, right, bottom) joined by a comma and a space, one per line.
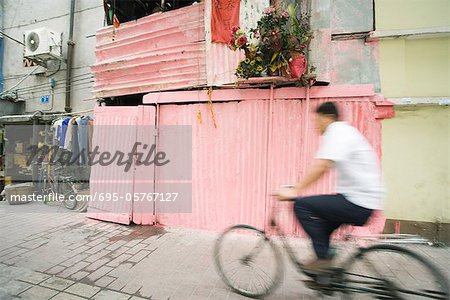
382, 106, 450, 223
376, 0, 450, 98
379, 37, 450, 98
377, 0, 450, 224
375, 0, 450, 31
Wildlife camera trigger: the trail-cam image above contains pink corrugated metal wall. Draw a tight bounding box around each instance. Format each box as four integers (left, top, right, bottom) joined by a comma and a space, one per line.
87, 107, 139, 224
92, 4, 206, 98
132, 106, 157, 225
267, 97, 385, 237
140, 86, 392, 236
89, 86, 393, 236
155, 101, 270, 231
88, 106, 156, 225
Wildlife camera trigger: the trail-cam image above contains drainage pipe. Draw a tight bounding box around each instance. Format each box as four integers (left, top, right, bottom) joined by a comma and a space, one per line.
65, 0, 76, 112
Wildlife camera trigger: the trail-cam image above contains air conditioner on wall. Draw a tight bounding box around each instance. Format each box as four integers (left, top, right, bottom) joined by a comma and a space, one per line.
23, 27, 62, 61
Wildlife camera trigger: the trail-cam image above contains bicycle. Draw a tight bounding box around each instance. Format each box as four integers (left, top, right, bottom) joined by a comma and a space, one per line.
38, 164, 80, 210
214, 197, 450, 299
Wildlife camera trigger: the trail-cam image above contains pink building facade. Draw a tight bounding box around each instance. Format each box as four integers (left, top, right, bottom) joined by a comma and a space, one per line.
88, 2, 395, 237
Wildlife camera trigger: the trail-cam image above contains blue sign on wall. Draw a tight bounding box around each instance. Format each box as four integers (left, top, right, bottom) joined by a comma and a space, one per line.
40, 95, 49, 103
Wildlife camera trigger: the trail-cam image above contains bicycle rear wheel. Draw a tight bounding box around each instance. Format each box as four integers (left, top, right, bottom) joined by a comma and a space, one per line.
214, 225, 284, 298
60, 181, 77, 210
339, 244, 449, 300
40, 175, 58, 205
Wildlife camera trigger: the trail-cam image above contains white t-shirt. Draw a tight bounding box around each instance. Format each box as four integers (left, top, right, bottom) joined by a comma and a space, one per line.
316, 121, 385, 209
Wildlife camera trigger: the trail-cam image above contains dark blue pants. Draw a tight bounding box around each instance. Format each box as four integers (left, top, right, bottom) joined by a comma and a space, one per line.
294, 194, 373, 259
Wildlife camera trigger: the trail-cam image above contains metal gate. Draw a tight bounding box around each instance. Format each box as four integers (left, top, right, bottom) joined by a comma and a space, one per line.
87, 106, 156, 225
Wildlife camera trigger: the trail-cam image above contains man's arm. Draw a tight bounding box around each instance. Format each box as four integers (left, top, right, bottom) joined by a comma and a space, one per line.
278, 159, 333, 200
294, 159, 333, 194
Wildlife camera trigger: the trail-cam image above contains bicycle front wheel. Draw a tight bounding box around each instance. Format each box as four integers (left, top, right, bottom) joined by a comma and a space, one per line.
214, 225, 283, 299
60, 182, 77, 210
340, 244, 449, 300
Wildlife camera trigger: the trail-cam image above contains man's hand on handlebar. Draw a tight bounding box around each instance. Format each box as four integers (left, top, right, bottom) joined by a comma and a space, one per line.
272, 185, 298, 201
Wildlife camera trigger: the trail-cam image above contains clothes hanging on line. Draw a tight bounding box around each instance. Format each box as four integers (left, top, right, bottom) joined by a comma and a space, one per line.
51, 115, 94, 165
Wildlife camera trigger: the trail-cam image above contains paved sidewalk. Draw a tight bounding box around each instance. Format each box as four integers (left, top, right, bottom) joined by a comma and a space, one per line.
0, 202, 449, 300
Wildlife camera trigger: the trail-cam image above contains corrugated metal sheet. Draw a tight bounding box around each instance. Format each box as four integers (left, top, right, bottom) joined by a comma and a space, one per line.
147, 86, 392, 236
132, 106, 157, 225
154, 101, 270, 231
268, 97, 386, 237
87, 106, 140, 224
206, 43, 242, 86
92, 4, 206, 98
88, 90, 390, 236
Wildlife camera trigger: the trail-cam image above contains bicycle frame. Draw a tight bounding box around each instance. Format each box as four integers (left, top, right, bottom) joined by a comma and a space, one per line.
265, 198, 306, 272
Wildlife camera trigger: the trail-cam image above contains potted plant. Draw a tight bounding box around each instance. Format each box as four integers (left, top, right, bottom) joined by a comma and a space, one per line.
227, 5, 313, 80
252, 6, 290, 76
228, 27, 265, 79
286, 3, 313, 78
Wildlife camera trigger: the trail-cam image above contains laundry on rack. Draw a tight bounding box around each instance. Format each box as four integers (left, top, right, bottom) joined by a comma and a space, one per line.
59, 117, 71, 149
77, 115, 93, 165
51, 114, 94, 165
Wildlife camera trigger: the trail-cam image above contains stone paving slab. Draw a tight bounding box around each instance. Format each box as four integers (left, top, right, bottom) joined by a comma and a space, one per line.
65, 282, 102, 298
91, 289, 131, 300
0, 280, 33, 296
17, 271, 52, 285
19, 285, 59, 300
0, 201, 449, 300
51, 292, 88, 300
40, 276, 75, 291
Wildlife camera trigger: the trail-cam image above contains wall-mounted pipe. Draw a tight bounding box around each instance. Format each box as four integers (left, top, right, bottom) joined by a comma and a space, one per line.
0, 0, 5, 94
65, 0, 76, 113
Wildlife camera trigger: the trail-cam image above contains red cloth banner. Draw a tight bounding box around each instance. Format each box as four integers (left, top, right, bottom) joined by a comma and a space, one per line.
211, 0, 241, 43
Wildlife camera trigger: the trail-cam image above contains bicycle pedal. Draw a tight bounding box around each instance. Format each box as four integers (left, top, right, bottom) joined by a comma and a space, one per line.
303, 280, 322, 290
304, 267, 337, 278
302, 280, 334, 296
316, 274, 332, 285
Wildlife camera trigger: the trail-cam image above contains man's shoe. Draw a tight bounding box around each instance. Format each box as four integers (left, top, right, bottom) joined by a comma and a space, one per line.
303, 258, 334, 272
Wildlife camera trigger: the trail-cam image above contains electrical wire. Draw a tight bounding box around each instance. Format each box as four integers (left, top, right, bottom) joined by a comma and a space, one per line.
10, 108, 95, 119
2, 69, 92, 80
9, 82, 94, 100
0, 30, 25, 45
17, 80, 95, 98
4, 74, 93, 95
13, 80, 94, 98
3, 5, 103, 30
0, 66, 40, 96
49, 84, 95, 97
14, 74, 94, 93
14, 74, 93, 90
18, 81, 95, 97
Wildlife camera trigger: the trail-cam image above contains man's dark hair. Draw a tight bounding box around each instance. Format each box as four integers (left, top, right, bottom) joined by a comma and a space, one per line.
316, 102, 339, 120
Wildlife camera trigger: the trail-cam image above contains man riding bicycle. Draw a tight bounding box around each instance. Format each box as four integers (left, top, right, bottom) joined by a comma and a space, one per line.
276, 101, 385, 272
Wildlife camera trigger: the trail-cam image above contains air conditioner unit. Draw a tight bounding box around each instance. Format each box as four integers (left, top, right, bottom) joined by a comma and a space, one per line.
24, 27, 62, 61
